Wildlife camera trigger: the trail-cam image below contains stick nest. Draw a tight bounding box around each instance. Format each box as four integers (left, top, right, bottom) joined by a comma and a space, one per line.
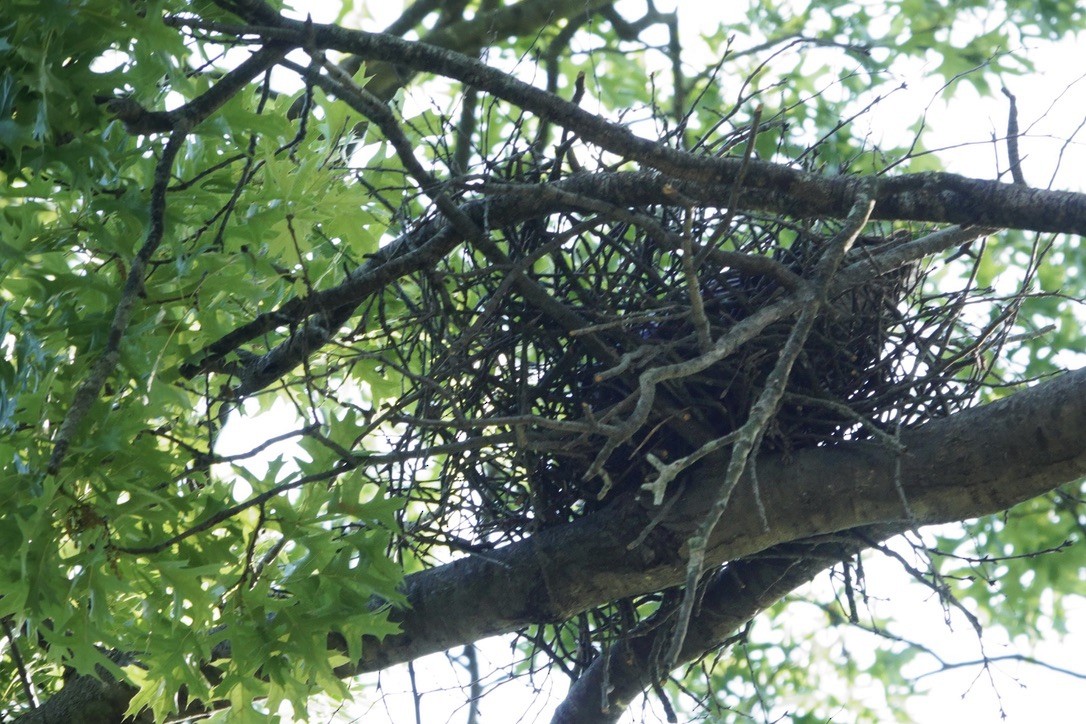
366, 204, 1016, 545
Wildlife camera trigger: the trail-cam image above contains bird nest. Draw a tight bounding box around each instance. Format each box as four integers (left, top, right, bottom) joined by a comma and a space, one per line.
365, 203, 1017, 546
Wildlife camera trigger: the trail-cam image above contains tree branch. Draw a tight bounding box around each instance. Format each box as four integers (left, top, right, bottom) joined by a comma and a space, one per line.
23, 366, 1086, 722
334, 366, 1086, 673
554, 526, 901, 723
179, 166, 1053, 395
47, 130, 189, 475
167, 12, 1086, 232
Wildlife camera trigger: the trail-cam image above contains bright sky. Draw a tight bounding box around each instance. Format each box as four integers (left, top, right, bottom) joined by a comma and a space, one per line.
212, 2, 1086, 721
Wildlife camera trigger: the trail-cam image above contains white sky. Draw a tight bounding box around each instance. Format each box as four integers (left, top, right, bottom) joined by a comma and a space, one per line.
212, 1, 1086, 722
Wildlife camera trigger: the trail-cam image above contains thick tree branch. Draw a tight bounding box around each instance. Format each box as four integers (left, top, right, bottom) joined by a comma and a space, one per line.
554, 526, 900, 723
335, 367, 1086, 671
23, 367, 1086, 722
179, 165, 1040, 394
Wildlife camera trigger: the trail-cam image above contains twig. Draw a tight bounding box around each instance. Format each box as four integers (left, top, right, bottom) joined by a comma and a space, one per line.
915, 653, 1086, 682
2, 618, 36, 709
391, 413, 614, 435
705, 104, 762, 249
869, 538, 984, 637
252, 535, 289, 586
113, 457, 367, 555
892, 420, 913, 518
570, 307, 683, 336
842, 223, 995, 277
783, 392, 906, 452
642, 431, 740, 505
1001, 86, 1027, 186
627, 484, 686, 550
679, 204, 713, 353
407, 659, 423, 724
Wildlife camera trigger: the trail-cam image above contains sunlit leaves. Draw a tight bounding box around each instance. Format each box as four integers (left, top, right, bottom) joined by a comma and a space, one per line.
0, 0, 407, 718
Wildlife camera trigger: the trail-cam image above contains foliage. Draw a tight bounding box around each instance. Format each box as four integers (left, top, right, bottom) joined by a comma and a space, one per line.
1, 0, 1085, 722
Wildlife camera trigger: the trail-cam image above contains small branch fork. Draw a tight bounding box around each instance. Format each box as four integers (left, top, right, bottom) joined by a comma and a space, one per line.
661, 184, 878, 672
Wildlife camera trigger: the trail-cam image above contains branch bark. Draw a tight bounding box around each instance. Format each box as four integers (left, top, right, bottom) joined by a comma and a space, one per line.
24, 367, 1086, 722
334, 366, 1086, 674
